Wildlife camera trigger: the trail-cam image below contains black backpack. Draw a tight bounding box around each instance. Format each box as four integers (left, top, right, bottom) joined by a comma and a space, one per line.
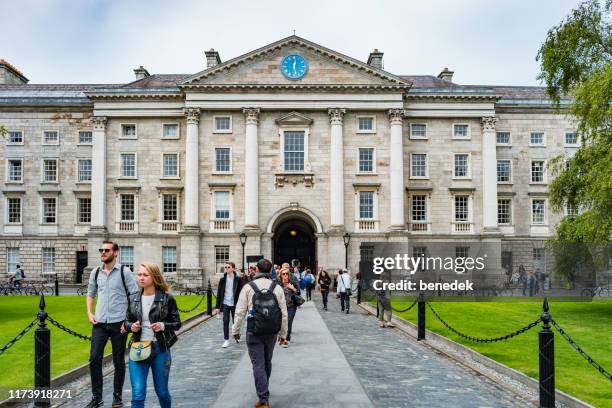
247, 281, 282, 336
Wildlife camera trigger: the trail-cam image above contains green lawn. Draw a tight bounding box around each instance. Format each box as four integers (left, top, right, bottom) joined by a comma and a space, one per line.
0, 295, 213, 400
376, 297, 612, 408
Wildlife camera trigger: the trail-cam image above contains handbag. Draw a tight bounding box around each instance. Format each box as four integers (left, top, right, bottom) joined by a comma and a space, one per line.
129, 341, 152, 362
292, 293, 306, 307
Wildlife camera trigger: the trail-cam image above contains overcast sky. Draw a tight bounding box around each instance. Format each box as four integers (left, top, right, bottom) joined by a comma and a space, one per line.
1, 0, 583, 86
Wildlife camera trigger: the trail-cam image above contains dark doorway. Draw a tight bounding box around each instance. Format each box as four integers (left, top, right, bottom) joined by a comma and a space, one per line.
273, 218, 316, 270
76, 251, 88, 283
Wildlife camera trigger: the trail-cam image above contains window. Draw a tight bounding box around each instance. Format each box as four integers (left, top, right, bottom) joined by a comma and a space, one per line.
531, 160, 545, 183
78, 131, 92, 144
283, 131, 305, 171
359, 191, 374, 219
497, 160, 511, 183
530, 132, 545, 146
453, 154, 470, 178
533, 248, 545, 262
453, 124, 469, 139
120, 154, 137, 178
214, 116, 232, 132
496, 132, 511, 145
360, 245, 374, 262
532, 199, 546, 224
43, 131, 58, 145
565, 132, 578, 146
120, 194, 135, 221
42, 159, 58, 182
162, 246, 177, 273
78, 159, 92, 182
410, 153, 427, 178
8, 131, 23, 144
214, 191, 230, 219
7, 197, 21, 223
357, 116, 374, 133
411, 195, 427, 222
119, 246, 134, 271
358, 148, 374, 173
215, 148, 231, 173
410, 124, 427, 139
455, 246, 470, 259
497, 199, 512, 225
121, 124, 137, 139
454, 195, 469, 222
42, 247, 55, 274
162, 124, 179, 139
42, 197, 57, 224
78, 198, 91, 224
7, 159, 23, 182
162, 194, 178, 221
215, 246, 230, 274
6, 248, 19, 273
162, 153, 179, 178
566, 203, 579, 216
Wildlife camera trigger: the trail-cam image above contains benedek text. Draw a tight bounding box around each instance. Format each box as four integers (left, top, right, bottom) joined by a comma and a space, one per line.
372, 279, 474, 291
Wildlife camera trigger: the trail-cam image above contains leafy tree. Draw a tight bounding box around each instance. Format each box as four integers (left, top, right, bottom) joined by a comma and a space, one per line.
0, 125, 6, 139
537, 0, 612, 244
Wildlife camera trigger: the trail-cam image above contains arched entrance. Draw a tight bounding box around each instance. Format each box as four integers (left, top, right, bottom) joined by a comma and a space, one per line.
272, 216, 317, 270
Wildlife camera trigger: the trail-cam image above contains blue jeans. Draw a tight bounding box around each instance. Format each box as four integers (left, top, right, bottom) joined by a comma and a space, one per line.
128, 342, 172, 408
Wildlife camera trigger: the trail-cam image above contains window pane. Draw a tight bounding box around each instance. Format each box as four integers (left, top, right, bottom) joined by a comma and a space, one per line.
42, 197, 56, 223
119, 246, 134, 270
358, 117, 373, 131
121, 154, 136, 177
411, 154, 427, 177
215, 148, 231, 172
530, 132, 544, 145
163, 124, 178, 138
497, 199, 511, 224
566, 203, 579, 216
43, 159, 57, 182
284, 131, 304, 171
359, 191, 374, 219
163, 246, 177, 273
411, 124, 426, 137
79, 198, 91, 223
79, 159, 92, 181
411, 195, 427, 221
215, 117, 231, 130
454, 124, 468, 137
42, 248, 55, 273
163, 154, 178, 177
163, 194, 178, 221
8, 131, 23, 144
496, 132, 510, 144
122, 125, 136, 137
454, 196, 469, 221
7, 248, 20, 273
455, 246, 469, 259
120, 194, 135, 221
44, 131, 58, 144
214, 191, 230, 219
215, 246, 230, 274
531, 161, 544, 182
532, 200, 545, 224
79, 131, 92, 143
7, 198, 21, 223
565, 132, 577, 145
454, 154, 468, 177
497, 160, 511, 182
8, 160, 22, 182
358, 148, 373, 172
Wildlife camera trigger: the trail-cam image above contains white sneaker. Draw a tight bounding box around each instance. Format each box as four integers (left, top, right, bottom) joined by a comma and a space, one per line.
222, 340, 230, 348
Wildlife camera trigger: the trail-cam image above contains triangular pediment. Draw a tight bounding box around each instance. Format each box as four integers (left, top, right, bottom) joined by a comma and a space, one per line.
275, 111, 313, 127
180, 36, 411, 90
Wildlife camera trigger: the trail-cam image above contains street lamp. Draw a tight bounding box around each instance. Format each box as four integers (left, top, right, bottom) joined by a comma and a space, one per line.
239, 232, 248, 275
343, 232, 351, 269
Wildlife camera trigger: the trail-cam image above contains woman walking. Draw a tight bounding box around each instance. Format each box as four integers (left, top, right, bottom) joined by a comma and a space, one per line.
317, 270, 331, 311
278, 264, 300, 347
126, 262, 181, 408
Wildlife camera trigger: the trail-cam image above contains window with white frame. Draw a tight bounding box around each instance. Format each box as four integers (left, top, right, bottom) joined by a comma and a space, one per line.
410, 153, 427, 178
78, 198, 91, 224
7, 159, 23, 182
497, 199, 512, 225
532, 199, 546, 224
42, 197, 57, 224
531, 160, 545, 183
357, 116, 375, 132
411, 195, 427, 222
8, 131, 23, 144
43, 131, 58, 145
42, 247, 55, 273
496, 132, 511, 145
283, 131, 305, 171
214, 191, 231, 219
78, 131, 92, 144
78, 159, 92, 182
566, 203, 579, 216
455, 246, 470, 259
359, 191, 374, 219
162, 153, 179, 178
162, 194, 178, 222
162, 124, 179, 139
565, 132, 578, 146
453, 124, 469, 139
121, 124, 137, 138
410, 123, 427, 139
120, 154, 137, 178
497, 160, 511, 183
454, 195, 470, 222
119, 246, 134, 271
453, 154, 470, 178
6, 248, 19, 273
530, 132, 545, 146
120, 194, 135, 221
215, 246, 230, 274
358, 148, 374, 173
162, 246, 177, 273
42, 159, 58, 182
215, 148, 231, 172
214, 116, 232, 132
7, 197, 21, 224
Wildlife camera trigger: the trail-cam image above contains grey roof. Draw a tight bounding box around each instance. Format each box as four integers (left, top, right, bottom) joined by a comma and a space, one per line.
123, 74, 190, 88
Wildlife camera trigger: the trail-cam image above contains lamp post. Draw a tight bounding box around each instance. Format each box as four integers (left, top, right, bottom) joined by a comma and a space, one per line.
343, 232, 351, 269
239, 232, 248, 274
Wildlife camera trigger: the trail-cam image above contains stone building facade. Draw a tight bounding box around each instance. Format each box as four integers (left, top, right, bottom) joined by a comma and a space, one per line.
0, 36, 576, 286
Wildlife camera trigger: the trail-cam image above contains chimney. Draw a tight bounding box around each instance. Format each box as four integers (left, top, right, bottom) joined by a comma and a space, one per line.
367, 49, 384, 70
437, 67, 454, 82
0, 59, 28, 84
205, 49, 221, 69
133, 66, 150, 81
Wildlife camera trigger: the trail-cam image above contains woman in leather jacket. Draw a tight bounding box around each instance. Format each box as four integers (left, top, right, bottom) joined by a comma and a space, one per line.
125, 262, 181, 408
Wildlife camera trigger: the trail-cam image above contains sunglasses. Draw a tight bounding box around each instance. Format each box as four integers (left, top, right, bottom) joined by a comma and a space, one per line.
224, 266, 232, 269
281, 272, 289, 275
98, 249, 112, 253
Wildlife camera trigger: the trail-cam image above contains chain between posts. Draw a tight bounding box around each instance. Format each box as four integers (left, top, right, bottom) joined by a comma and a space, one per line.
426, 302, 541, 343
177, 294, 207, 314
46, 315, 92, 341
391, 298, 419, 313
0, 318, 38, 355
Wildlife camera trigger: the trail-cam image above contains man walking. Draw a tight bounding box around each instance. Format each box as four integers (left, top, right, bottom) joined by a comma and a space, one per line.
232, 259, 288, 408
85, 241, 138, 408
337, 269, 352, 314
13, 264, 25, 289
215, 261, 241, 348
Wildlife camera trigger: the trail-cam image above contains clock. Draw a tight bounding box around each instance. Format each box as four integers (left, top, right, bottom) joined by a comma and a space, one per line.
280, 54, 308, 80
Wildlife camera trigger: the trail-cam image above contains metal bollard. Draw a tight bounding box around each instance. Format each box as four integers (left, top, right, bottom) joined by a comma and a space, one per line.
54, 274, 59, 297
417, 292, 425, 340
357, 283, 362, 304
34, 293, 50, 407
539, 297, 555, 408
206, 279, 213, 316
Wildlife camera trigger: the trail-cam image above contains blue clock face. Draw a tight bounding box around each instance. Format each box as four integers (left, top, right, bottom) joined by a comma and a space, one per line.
280, 54, 308, 80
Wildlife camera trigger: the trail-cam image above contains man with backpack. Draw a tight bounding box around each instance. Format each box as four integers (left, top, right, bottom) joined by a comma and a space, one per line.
232, 258, 288, 408
13, 264, 25, 289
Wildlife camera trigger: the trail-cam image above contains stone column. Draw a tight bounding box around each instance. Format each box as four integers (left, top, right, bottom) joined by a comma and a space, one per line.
243, 108, 260, 229
90, 116, 107, 229
328, 108, 346, 229
481, 116, 498, 232
184, 108, 201, 227
389, 109, 406, 229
